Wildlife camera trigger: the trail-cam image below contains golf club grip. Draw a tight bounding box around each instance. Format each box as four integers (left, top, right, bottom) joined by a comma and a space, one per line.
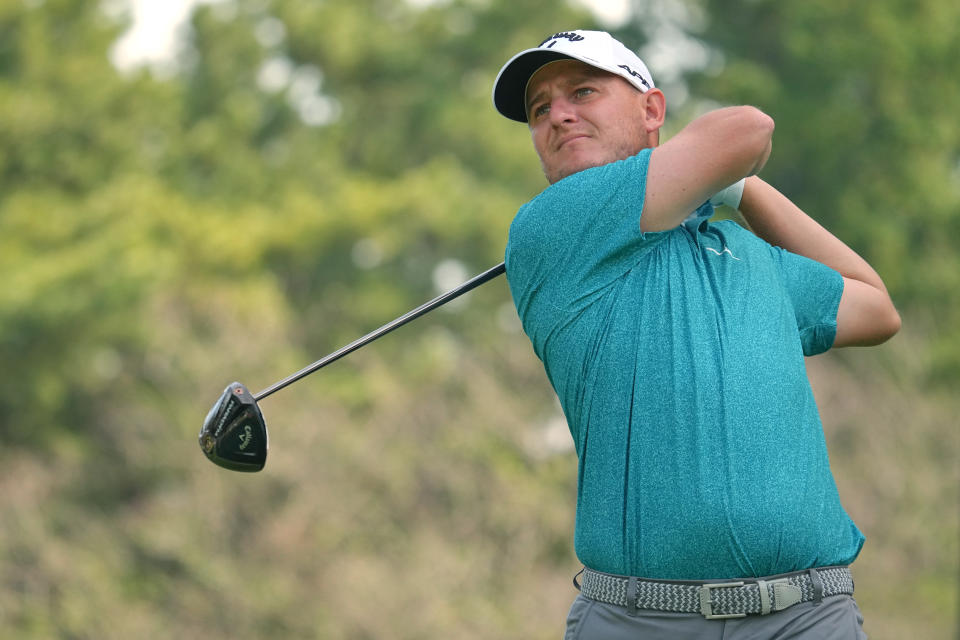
254, 262, 507, 401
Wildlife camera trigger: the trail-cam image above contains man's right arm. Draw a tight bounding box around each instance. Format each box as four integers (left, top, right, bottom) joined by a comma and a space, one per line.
738, 177, 901, 347
641, 106, 774, 232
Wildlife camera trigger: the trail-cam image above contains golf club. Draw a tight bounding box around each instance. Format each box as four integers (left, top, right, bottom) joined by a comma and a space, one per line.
199, 261, 506, 472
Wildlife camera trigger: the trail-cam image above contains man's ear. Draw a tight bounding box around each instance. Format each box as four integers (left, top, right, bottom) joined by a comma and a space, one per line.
642, 89, 666, 133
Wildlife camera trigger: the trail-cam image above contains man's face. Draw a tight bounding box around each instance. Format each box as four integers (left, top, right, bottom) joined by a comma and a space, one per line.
526, 59, 651, 184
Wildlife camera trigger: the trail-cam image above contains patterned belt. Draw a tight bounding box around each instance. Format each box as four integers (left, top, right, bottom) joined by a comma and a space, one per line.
577, 566, 854, 619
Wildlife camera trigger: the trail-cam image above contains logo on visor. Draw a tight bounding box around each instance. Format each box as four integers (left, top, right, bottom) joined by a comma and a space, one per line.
617, 65, 651, 89
540, 32, 585, 48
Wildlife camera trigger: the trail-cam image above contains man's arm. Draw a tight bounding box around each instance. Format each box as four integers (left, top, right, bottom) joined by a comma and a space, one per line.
642, 106, 774, 232
738, 176, 901, 347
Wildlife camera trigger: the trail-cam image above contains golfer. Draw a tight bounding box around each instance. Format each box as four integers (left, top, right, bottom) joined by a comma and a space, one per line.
493, 30, 900, 639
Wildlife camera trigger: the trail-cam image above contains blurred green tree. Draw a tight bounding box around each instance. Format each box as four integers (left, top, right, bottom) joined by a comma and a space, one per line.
0, 0, 954, 638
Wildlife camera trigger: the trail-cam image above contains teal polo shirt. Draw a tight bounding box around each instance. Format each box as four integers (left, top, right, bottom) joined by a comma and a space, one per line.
505, 148, 863, 580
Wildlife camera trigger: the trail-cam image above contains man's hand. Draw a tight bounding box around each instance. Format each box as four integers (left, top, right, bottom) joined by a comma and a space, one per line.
642, 106, 774, 232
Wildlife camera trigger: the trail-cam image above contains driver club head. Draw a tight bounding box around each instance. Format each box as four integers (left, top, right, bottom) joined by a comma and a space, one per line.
198, 382, 268, 472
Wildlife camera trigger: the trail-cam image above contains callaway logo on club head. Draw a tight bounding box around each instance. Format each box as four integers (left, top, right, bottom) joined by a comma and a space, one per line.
238, 424, 254, 451
540, 32, 585, 48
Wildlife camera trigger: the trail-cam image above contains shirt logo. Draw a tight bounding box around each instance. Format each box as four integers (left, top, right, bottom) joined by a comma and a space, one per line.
705, 246, 741, 261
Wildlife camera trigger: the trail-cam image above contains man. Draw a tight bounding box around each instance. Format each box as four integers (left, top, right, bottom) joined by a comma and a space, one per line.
492, 30, 900, 639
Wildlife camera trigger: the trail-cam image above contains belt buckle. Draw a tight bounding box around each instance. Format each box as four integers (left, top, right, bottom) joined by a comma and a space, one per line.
699, 582, 748, 619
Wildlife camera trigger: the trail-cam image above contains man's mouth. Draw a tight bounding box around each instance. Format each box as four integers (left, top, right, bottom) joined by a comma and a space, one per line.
557, 134, 590, 150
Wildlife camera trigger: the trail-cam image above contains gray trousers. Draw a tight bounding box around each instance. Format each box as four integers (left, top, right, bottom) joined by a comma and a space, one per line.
563, 593, 868, 639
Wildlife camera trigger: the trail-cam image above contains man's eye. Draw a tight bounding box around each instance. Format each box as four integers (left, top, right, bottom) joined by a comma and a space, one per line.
574, 87, 594, 98
532, 103, 550, 118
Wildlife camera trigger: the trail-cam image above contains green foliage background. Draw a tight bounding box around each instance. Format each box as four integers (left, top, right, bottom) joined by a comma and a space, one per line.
0, 0, 956, 637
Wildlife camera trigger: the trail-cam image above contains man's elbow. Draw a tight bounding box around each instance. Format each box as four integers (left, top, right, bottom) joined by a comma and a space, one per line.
728, 106, 775, 176
849, 305, 901, 347
743, 107, 774, 175
743, 106, 775, 138
877, 305, 902, 344
834, 284, 902, 347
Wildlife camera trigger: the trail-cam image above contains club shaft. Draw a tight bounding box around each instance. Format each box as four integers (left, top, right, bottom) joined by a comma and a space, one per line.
254, 262, 506, 401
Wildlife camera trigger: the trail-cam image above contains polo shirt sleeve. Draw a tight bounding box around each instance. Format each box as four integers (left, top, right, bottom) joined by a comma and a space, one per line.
505, 149, 662, 324
770, 246, 844, 356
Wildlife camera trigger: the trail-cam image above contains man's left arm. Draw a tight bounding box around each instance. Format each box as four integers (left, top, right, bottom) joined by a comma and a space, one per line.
737, 176, 901, 347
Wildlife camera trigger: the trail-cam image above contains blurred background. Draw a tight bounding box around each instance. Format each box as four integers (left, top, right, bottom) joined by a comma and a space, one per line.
0, 0, 957, 638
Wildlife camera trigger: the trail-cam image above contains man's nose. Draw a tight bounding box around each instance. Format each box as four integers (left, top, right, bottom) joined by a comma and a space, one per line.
549, 97, 578, 124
